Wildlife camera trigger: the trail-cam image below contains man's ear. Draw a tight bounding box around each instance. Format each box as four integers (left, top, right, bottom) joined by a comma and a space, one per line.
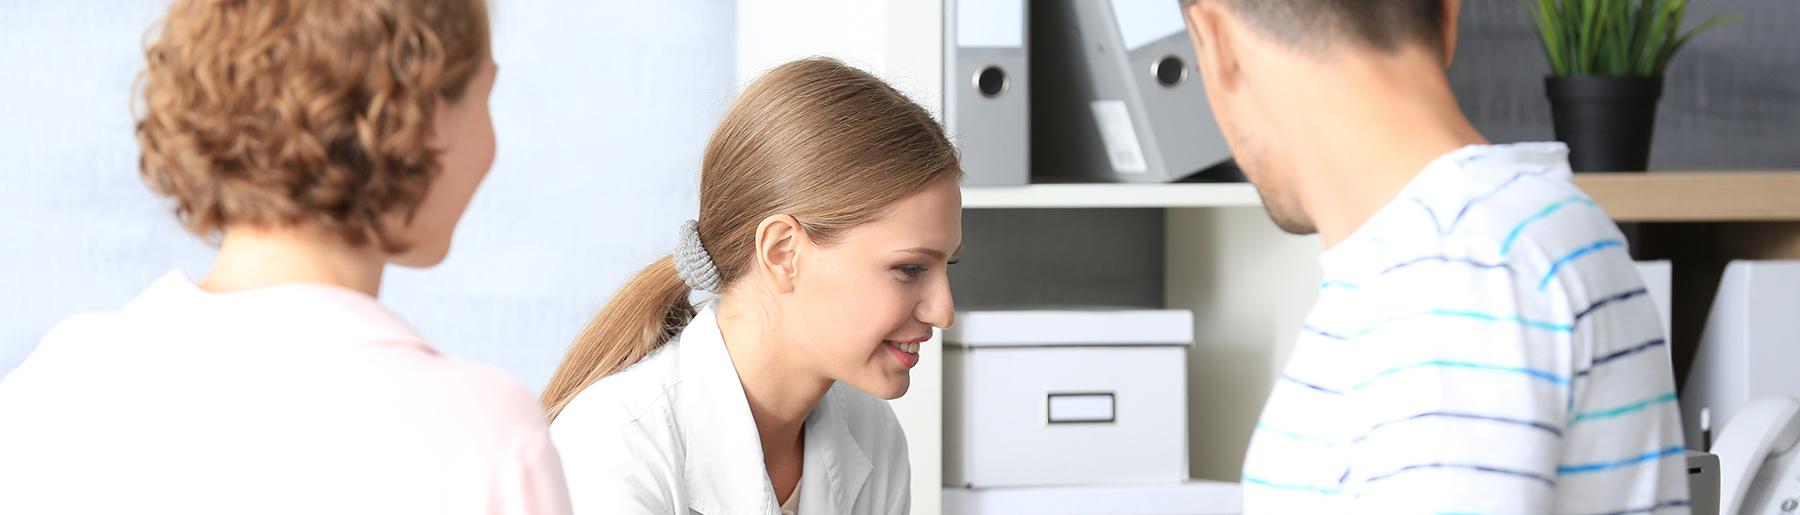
1442, 0, 1463, 67
1182, 0, 1241, 94
753, 214, 804, 294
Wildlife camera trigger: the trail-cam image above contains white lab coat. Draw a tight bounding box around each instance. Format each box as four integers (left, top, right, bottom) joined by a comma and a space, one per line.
549, 301, 911, 515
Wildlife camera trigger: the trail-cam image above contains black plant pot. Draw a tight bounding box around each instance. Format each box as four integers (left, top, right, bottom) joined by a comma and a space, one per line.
1545, 75, 1664, 172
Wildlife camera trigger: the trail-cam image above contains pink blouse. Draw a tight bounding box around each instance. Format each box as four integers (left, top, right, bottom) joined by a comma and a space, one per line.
0, 271, 572, 515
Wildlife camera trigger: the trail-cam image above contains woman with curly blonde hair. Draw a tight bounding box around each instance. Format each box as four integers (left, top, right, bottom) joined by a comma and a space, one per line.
0, 1, 570, 514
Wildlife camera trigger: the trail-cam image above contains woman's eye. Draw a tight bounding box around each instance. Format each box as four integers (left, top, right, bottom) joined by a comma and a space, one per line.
895, 264, 929, 279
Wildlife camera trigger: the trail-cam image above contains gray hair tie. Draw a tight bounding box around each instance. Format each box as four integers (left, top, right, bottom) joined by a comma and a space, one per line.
673, 220, 722, 292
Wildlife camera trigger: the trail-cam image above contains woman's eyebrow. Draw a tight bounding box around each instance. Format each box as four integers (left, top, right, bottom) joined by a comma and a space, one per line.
893, 245, 962, 259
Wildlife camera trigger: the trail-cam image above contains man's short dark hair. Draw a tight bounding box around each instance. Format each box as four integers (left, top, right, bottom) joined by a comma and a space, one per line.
1181, 0, 1447, 53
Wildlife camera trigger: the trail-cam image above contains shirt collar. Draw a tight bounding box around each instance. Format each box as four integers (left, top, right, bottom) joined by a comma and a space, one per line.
674, 301, 874, 514
676, 301, 780, 514
1320, 142, 1574, 268
798, 384, 875, 514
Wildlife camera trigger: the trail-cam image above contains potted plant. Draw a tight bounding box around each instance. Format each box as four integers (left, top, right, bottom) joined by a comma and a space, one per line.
1525, 0, 1730, 171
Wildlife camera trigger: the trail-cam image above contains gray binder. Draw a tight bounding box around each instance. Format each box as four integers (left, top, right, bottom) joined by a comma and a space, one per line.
1033, 0, 1232, 183
945, 0, 1029, 186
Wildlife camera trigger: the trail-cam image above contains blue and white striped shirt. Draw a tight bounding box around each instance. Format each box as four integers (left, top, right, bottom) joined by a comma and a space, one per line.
1241, 143, 1689, 514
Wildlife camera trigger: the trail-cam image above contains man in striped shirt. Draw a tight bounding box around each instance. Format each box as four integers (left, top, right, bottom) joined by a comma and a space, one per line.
1177, 0, 1688, 513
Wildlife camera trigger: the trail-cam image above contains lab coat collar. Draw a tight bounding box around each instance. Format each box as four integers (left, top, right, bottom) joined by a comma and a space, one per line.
800, 383, 875, 514
675, 301, 874, 515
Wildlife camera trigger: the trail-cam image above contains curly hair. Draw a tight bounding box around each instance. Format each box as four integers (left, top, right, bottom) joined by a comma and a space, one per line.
135, 0, 490, 253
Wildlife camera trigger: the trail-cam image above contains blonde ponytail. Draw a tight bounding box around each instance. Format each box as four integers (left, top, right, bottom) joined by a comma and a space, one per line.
540, 256, 695, 420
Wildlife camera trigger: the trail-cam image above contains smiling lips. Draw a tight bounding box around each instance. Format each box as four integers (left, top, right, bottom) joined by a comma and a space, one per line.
884, 336, 927, 369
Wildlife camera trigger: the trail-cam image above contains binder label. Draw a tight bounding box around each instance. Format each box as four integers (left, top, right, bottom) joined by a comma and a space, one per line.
956, 0, 1024, 49
1112, 0, 1188, 51
1090, 100, 1148, 174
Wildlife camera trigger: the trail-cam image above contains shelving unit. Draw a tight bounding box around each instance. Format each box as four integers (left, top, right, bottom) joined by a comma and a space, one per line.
738, 3, 1800, 514
963, 183, 1260, 209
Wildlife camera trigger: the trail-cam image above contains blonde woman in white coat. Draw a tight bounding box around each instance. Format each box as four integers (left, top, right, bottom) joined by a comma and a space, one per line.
540, 58, 963, 515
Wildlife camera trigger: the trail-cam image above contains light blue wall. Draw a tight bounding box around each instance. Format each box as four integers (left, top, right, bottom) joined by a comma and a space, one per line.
0, 1, 738, 391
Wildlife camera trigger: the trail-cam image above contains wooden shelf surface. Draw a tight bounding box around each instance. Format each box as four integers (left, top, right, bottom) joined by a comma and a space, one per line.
1573, 172, 1800, 222
965, 172, 1800, 222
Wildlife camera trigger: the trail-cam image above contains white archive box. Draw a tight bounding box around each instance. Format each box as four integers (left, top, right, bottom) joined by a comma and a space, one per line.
944, 481, 1241, 515
943, 309, 1193, 488
943, 482, 1238, 511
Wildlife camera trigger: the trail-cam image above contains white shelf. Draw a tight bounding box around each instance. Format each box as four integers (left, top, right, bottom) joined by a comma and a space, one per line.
963, 183, 1262, 209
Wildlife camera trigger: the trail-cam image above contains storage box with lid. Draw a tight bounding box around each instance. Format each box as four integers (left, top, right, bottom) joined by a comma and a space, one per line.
943, 309, 1193, 488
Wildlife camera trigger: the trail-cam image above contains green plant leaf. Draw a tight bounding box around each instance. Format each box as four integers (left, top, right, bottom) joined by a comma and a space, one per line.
1522, 0, 1730, 76
1662, 13, 1735, 71
1578, 0, 1600, 74
1528, 0, 1567, 74
1640, 0, 1675, 75
1629, 0, 1658, 74
1604, 0, 1630, 74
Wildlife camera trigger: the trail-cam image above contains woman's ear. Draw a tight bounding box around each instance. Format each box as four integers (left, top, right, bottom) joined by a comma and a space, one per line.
754, 214, 805, 294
